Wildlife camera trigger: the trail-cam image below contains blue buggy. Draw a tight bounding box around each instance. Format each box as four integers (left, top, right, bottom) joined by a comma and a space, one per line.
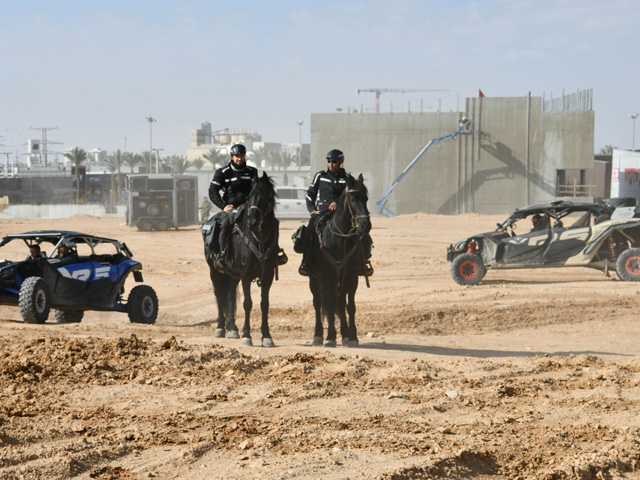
0, 231, 158, 324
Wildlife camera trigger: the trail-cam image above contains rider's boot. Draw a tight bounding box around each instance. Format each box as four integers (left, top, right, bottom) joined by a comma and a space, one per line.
298, 253, 311, 276
277, 247, 288, 266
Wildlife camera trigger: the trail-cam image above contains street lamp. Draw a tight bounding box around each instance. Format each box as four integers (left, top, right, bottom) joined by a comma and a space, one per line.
297, 120, 304, 170
145, 116, 156, 172
632, 114, 639, 151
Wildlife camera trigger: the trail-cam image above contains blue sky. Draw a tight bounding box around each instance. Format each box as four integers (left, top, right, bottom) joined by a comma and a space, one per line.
0, 0, 638, 160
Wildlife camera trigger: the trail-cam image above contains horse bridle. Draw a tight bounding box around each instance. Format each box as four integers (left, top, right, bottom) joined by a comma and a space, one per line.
318, 186, 372, 289
329, 187, 370, 238
235, 201, 278, 282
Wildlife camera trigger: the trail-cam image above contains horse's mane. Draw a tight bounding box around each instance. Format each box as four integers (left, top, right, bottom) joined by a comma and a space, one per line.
248, 173, 277, 205
344, 173, 368, 200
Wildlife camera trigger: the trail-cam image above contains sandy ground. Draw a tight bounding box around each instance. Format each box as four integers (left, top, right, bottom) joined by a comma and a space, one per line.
2, 213, 640, 479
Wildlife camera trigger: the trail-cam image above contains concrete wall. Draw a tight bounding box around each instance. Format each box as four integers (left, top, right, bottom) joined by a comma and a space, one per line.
311, 95, 595, 215
0, 204, 127, 220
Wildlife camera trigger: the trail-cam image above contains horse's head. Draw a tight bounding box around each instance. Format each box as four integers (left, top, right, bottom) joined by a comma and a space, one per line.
343, 173, 371, 236
247, 172, 277, 229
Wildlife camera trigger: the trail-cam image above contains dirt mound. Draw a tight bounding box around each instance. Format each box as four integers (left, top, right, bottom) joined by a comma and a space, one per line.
1, 214, 640, 479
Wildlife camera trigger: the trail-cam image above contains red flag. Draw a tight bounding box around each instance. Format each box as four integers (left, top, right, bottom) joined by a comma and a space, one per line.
479, 89, 486, 98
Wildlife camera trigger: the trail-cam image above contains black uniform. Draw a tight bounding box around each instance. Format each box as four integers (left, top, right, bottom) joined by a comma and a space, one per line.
209, 161, 258, 255
305, 168, 351, 213
209, 161, 258, 210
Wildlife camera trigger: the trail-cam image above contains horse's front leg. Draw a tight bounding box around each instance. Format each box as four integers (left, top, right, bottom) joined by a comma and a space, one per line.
346, 284, 358, 346
212, 283, 226, 338
324, 283, 338, 348
259, 268, 275, 347
210, 270, 236, 338
240, 276, 253, 346
310, 277, 323, 346
225, 279, 240, 338
337, 291, 349, 346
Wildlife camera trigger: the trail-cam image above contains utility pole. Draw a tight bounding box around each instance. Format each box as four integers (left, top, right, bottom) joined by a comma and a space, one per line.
297, 120, 304, 170
29, 126, 58, 166
631, 114, 639, 151
145, 116, 156, 173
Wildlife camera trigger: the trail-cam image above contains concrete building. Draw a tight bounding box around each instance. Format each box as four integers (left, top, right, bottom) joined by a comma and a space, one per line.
311, 90, 595, 215
186, 122, 264, 163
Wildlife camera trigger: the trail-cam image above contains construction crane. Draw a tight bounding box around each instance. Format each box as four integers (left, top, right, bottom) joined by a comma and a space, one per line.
356, 88, 449, 113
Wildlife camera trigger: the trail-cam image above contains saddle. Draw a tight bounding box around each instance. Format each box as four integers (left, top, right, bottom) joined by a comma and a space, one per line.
201, 212, 224, 256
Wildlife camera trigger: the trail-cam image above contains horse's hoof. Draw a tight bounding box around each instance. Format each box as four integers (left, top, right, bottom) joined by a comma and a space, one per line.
348, 339, 360, 347
262, 338, 275, 348
341, 337, 350, 346
213, 328, 225, 338
324, 340, 337, 348
312, 336, 323, 346
226, 330, 240, 339
240, 337, 253, 346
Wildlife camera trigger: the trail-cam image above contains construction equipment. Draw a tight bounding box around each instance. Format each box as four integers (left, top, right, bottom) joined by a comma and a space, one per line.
376, 121, 472, 217
356, 88, 449, 113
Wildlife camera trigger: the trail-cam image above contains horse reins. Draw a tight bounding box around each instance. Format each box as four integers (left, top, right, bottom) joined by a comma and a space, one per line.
319, 187, 371, 289
236, 202, 279, 282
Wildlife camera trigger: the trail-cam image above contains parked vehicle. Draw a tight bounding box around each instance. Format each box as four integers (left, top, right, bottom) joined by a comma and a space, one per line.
0, 231, 158, 324
275, 186, 309, 219
447, 198, 640, 285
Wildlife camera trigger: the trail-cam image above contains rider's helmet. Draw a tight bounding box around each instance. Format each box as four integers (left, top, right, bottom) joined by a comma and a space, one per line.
230, 144, 246, 156
326, 149, 344, 161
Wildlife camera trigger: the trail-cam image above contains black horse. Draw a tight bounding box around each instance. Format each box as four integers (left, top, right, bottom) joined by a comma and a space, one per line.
307, 173, 372, 347
203, 172, 281, 347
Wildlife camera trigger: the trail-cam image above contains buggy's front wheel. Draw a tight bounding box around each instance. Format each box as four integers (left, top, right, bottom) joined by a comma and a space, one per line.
450, 253, 486, 286
19, 276, 51, 324
127, 285, 158, 324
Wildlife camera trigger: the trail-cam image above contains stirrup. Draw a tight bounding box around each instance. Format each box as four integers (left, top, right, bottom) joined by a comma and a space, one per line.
277, 248, 288, 266
363, 261, 374, 277
214, 251, 226, 272
298, 262, 310, 277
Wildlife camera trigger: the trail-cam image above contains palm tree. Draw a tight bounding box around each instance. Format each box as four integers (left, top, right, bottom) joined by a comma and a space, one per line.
123, 152, 142, 173
141, 151, 154, 173
169, 156, 192, 174
203, 148, 226, 169
191, 157, 205, 170
64, 147, 87, 203
266, 149, 284, 170
252, 147, 269, 168
107, 149, 125, 204
159, 156, 172, 174
598, 145, 616, 155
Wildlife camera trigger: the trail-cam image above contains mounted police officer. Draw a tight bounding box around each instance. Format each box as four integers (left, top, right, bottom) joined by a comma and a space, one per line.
298, 148, 374, 277
209, 144, 258, 272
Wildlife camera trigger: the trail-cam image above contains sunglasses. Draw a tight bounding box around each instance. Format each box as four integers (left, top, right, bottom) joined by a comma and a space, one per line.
327, 159, 340, 164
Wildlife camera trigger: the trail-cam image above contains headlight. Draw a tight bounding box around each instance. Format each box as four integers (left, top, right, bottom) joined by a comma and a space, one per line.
0, 265, 16, 281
